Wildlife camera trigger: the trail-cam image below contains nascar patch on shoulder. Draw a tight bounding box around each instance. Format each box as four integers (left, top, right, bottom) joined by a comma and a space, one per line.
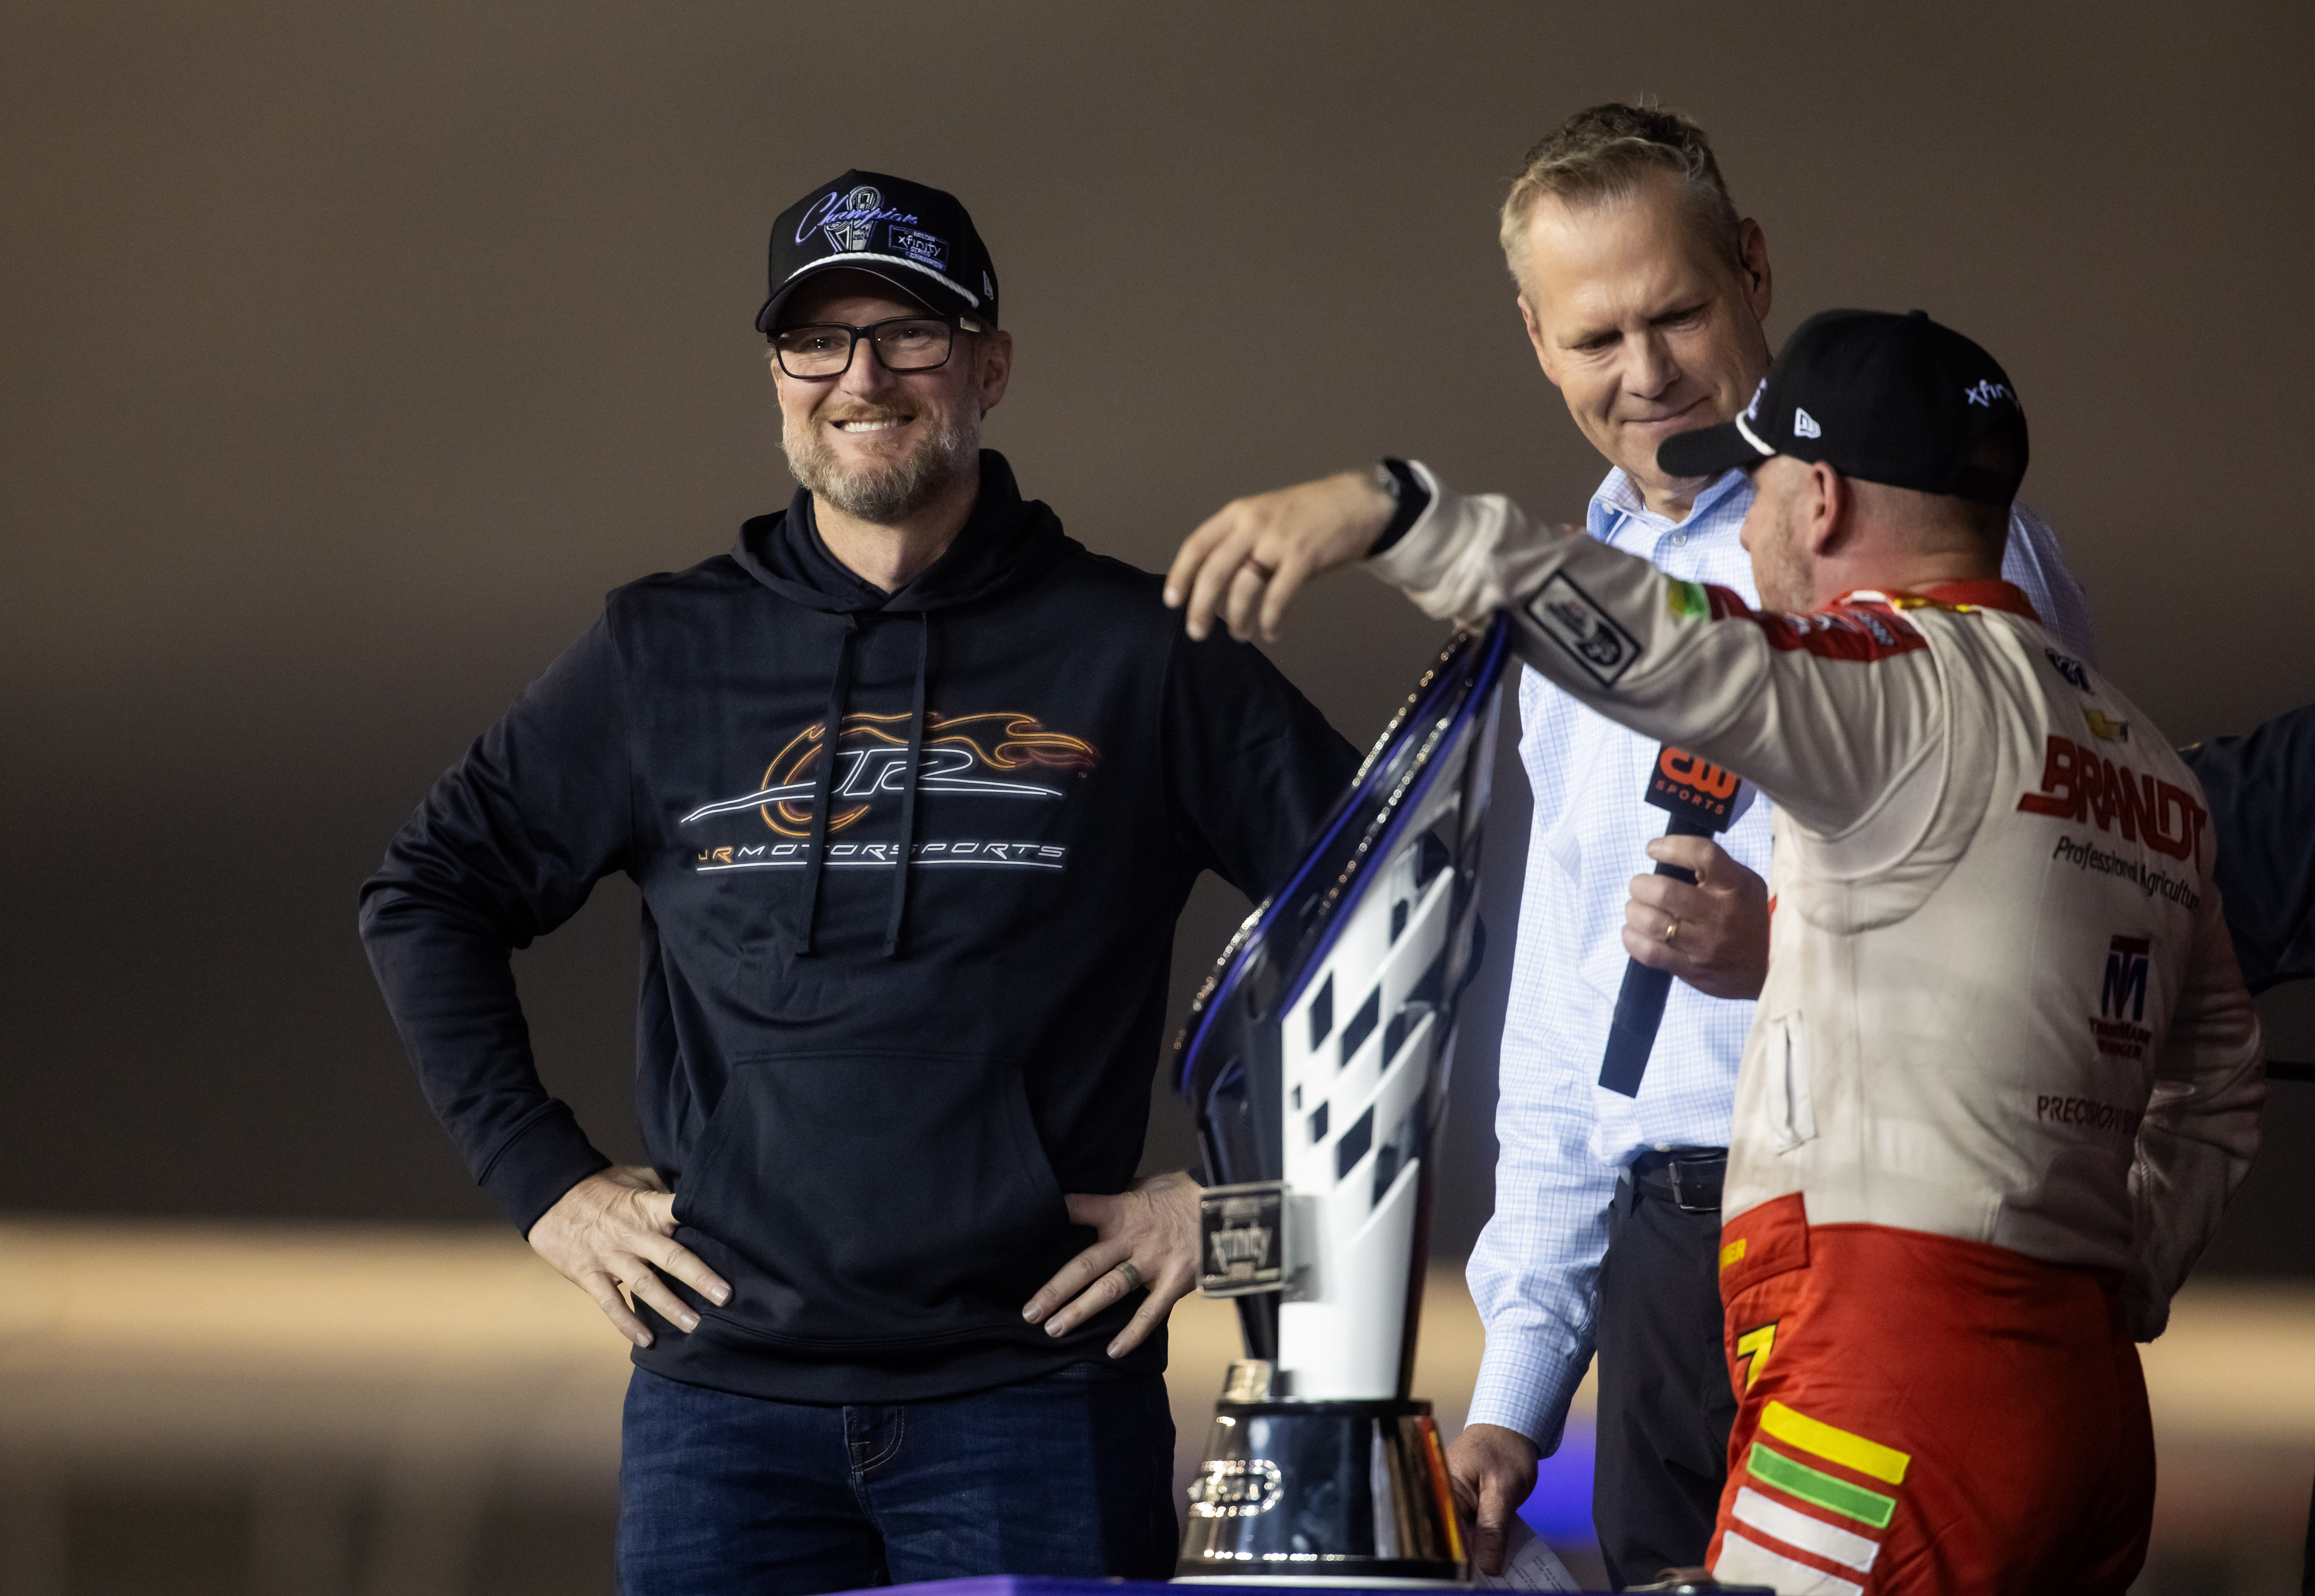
1526, 571, 1642, 686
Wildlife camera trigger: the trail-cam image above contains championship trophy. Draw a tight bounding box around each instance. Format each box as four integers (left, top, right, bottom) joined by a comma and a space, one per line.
1174, 618, 1512, 1586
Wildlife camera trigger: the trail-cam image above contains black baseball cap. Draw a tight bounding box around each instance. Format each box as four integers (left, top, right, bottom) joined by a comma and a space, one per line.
1658, 309, 2029, 506
755, 170, 1000, 334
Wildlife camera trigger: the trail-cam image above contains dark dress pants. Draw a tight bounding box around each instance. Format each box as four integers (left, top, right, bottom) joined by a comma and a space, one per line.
1592, 1173, 1737, 1589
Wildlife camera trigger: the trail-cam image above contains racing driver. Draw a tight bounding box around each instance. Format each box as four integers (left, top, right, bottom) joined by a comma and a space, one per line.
1165, 308, 2265, 1593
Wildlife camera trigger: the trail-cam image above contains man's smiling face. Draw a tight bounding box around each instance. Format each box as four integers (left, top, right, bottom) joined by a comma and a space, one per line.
770, 270, 1008, 525
1513, 172, 1773, 516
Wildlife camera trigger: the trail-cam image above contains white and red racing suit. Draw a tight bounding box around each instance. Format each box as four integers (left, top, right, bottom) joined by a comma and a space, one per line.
1372, 467, 2264, 1595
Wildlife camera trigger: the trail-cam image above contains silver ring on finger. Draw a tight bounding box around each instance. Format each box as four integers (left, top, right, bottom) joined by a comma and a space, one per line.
1112, 1259, 1144, 1294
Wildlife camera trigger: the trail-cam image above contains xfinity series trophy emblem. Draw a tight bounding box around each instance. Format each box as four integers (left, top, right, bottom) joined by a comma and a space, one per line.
824, 185, 882, 251
1198, 1184, 1283, 1295
1171, 618, 1513, 1585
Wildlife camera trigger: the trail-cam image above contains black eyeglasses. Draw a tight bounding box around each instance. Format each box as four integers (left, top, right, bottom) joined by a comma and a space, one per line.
770, 315, 985, 379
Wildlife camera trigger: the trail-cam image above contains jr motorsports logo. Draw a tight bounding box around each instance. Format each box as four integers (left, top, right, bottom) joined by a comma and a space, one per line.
681, 711, 1098, 873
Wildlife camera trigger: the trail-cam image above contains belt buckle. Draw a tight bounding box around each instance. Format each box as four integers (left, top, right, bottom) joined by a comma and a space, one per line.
1667, 1156, 1724, 1215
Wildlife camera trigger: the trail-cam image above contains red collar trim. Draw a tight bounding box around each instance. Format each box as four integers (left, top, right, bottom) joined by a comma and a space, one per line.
1839, 580, 2041, 622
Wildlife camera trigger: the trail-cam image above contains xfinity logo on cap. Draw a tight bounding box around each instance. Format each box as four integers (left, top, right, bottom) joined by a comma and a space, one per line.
1964, 379, 2015, 409
890, 227, 948, 271
1793, 408, 1822, 439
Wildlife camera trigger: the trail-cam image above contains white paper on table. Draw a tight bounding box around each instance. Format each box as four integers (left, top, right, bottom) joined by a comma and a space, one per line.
1470, 1514, 1582, 1592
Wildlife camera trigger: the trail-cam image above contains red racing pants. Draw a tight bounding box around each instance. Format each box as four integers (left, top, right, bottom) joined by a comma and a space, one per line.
1706, 1196, 2153, 1595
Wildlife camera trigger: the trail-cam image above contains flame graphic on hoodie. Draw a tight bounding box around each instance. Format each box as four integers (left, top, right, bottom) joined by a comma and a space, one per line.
750, 711, 1099, 837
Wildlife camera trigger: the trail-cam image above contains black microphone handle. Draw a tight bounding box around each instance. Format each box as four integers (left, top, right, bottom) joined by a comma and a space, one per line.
1597, 814, 1719, 1098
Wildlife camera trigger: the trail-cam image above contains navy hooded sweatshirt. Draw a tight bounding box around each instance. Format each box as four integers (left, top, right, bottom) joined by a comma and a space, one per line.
359, 453, 1359, 1402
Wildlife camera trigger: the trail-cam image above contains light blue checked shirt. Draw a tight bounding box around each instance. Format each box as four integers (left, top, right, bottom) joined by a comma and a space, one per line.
1464, 465, 2098, 1453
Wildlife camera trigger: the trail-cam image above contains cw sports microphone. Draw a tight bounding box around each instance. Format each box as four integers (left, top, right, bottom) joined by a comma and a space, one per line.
1598, 746, 1752, 1098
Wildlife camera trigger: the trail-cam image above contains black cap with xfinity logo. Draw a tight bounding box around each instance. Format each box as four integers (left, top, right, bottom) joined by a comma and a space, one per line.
1658, 308, 2029, 506
755, 169, 1000, 334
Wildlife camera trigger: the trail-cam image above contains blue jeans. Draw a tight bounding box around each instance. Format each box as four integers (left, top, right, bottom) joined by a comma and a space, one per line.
617, 1362, 1178, 1596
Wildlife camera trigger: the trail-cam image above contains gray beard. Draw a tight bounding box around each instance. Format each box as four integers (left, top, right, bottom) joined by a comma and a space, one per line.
783, 408, 979, 526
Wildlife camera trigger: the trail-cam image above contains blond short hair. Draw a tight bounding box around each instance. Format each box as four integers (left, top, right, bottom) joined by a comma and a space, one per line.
1500, 100, 1744, 286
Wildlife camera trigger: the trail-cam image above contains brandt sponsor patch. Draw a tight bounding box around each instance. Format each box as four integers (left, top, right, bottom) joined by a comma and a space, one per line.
2018, 735, 2207, 863
1526, 572, 1642, 686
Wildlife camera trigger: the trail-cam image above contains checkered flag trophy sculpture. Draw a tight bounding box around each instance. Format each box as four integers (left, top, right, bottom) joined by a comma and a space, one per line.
1174, 619, 1511, 1585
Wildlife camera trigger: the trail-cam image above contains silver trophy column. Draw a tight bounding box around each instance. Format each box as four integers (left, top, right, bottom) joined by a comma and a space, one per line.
1175, 619, 1511, 1586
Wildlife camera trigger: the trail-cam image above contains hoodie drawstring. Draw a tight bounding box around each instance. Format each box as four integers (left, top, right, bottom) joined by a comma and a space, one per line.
883, 613, 931, 958
796, 616, 859, 957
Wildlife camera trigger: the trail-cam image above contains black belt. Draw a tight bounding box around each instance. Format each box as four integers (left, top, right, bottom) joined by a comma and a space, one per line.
1629, 1147, 1727, 1214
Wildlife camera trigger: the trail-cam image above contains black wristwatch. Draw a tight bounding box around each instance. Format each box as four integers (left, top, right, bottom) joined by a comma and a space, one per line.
1368, 458, 1431, 555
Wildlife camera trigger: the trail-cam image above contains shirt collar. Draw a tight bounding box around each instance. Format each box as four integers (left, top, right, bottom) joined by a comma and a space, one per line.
1586, 465, 1752, 543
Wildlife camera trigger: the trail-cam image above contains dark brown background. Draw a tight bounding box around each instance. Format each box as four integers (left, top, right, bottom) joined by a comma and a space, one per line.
4, 2, 2310, 1268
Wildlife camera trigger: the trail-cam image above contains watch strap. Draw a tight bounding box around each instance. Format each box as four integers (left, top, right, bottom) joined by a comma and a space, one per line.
1367, 458, 1431, 555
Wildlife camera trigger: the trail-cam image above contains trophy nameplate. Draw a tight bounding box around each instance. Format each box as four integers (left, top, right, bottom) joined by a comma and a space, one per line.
1198, 1181, 1290, 1298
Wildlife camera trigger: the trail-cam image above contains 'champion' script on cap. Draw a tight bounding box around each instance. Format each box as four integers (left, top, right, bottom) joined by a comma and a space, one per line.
797, 185, 921, 250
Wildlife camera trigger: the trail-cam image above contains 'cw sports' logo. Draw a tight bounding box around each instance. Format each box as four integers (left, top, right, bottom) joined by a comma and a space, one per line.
1647, 746, 1741, 831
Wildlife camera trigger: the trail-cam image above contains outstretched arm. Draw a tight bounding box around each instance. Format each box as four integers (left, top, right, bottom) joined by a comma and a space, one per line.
1164, 469, 1398, 643
1175, 464, 1943, 836
1166, 459, 1579, 644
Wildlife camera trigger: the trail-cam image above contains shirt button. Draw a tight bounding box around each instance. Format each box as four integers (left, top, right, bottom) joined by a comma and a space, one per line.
1670, 531, 1689, 548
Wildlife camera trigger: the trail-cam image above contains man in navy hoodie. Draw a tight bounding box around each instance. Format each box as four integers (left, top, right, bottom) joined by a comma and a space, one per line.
359, 171, 1359, 1596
